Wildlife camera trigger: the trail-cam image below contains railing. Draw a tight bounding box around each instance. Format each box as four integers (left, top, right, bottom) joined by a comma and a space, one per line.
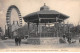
29, 32, 56, 38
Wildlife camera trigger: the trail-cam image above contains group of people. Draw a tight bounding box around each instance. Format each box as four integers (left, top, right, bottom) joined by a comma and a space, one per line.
63, 34, 72, 44
15, 36, 21, 46
14, 34, 78, 45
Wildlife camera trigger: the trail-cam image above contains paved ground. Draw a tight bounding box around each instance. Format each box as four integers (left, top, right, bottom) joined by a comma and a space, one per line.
0, 39, 80, 52
0, 40, 7, 49
1, 39, 28, 48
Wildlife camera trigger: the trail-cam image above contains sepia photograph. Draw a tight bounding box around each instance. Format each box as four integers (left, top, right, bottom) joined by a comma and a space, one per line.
0, 0, 80, 52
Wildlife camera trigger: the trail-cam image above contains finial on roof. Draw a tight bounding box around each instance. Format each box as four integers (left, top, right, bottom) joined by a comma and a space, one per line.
40, 3, 49, 11
44, 3, 46, 6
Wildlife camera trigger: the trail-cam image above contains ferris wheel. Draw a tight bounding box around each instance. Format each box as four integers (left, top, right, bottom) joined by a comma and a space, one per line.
6, 5, 22, 27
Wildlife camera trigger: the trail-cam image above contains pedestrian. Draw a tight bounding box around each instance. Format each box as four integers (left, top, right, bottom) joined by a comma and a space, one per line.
18, 36, 21, 46
67, 35, 71, 44
15, 36, 19, 46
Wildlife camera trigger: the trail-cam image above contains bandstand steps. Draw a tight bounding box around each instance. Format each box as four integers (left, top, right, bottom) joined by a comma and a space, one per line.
40, 37, 59, 45
27, 37, 60, 45
27, 38, 40, 45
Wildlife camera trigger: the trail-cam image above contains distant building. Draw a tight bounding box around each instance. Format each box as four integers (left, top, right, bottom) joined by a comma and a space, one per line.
11, 21, 20, 37
12, 21, 20, 32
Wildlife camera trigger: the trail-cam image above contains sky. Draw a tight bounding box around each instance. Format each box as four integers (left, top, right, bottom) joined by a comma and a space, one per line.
0, 0, 80, 32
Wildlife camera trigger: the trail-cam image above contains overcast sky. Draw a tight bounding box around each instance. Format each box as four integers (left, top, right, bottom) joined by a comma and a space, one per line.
0, 0, 80, 31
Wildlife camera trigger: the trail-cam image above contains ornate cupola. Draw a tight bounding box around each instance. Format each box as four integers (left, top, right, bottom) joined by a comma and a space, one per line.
40, 3, 50, 11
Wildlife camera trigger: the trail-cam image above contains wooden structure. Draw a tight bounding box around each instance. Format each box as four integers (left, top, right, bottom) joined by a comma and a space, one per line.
23, 4, 69, 44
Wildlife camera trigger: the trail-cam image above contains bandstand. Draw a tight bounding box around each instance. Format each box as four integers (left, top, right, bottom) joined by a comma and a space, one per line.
23, 4, 69, 45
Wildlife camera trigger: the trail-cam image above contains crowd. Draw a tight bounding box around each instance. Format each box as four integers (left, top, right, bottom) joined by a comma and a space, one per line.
59, 34, 79, 44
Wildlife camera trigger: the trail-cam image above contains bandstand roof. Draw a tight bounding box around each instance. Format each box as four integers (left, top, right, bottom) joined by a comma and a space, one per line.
23, 4, 69, 23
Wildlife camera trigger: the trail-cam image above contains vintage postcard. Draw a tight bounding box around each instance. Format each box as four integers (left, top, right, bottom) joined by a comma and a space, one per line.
0, 0, 80, 52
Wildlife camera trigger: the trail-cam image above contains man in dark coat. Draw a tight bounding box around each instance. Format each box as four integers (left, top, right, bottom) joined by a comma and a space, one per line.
18, 37, 21, 46
15, 36, 21, 46
15, 36, 19, 46
66, 35, 71, 44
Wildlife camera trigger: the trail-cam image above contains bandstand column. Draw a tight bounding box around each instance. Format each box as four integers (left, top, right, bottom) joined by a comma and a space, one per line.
53, 22, 55, 37
57, 22, 59, 37
38, 14, 41, 37
44, 23, 46, 37
36, 23, 38, 36
39, 18, 41, 38
58, 21, 61, 37
63, 19, 65, 35
56, 17, 58, 37
48, 22, 50, 37
28, 22, 30, 37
